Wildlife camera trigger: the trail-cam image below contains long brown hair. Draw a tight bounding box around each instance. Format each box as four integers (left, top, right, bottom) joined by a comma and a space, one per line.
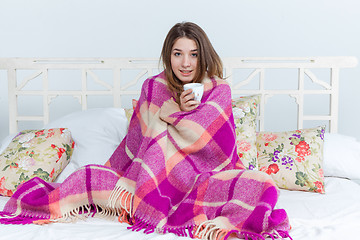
160, 22, 223, 103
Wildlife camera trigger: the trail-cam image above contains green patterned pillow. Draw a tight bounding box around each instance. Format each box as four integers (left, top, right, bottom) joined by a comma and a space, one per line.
256, 126, 325, 193
0, 128, 74, 196
232, 95, 260, 170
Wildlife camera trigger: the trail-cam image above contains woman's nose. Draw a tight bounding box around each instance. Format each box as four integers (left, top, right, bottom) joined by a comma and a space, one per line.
182, 55, 191, 67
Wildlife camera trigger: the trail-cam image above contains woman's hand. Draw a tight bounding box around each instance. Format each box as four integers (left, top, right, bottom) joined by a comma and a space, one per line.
180, 89, 200, 112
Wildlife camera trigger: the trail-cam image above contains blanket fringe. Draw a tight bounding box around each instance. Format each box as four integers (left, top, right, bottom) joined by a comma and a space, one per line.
0, 212, 44, 225
222, 229, 292, 240
1, 205, 292, 240
0, 202, 124, 225
193, 220, 227, 240
191, 220, 293, 240
121, 216, 292, 240
41, 203, 121, 224
1, 183, 134, 226
107, 185, 133, 217
126, 216, 195, 239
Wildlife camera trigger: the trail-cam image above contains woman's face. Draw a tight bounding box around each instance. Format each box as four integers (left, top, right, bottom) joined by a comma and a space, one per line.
170, 37, 198, 84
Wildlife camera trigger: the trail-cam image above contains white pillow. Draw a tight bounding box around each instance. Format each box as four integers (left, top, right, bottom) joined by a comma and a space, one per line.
0, 133, 16, 155
323, 133, 360, 180
44, 108, 128, 182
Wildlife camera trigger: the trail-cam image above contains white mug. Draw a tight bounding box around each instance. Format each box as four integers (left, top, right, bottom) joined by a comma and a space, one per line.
183, 83, 204, 102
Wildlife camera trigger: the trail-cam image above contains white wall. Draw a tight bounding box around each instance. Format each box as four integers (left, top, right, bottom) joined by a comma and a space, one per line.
1, 0, 359, 141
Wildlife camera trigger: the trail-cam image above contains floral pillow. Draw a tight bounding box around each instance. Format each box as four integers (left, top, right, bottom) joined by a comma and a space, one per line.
0, 128, 74, 196
256, 126, 325, 193
232, 95, 260, 170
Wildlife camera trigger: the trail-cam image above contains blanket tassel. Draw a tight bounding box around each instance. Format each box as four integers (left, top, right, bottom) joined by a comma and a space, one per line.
123, 216, 293, 240
193, 220, 229, 240
127, 217, 156, 234
213, 228, 293, 240
0, 213, 45, 225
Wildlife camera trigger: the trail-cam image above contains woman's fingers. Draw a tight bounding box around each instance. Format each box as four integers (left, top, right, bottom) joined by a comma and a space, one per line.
180, 89, 200, 112
180, 89, 193, 101
185, 93, 195, 102
180, 89, 200, 111
186, 100, 200, 110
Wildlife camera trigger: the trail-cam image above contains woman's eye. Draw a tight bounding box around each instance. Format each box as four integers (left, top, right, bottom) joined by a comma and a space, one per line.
174, 52, 181, 56
191, 53, 198, 57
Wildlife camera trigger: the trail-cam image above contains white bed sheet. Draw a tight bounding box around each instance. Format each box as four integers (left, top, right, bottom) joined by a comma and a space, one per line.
277, 177, 360, 239
0, 177, 359, 240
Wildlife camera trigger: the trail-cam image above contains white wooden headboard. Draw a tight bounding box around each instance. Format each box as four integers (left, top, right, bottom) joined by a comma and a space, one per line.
0, 57, 357, 135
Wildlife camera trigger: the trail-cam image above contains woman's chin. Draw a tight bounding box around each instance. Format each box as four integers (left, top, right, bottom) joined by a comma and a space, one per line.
178, 76, 195, 84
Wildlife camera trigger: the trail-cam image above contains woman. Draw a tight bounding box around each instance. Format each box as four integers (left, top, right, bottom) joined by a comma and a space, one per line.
0, 22, 291, 240
161, 22, 223, 111
105, 21, 291, 239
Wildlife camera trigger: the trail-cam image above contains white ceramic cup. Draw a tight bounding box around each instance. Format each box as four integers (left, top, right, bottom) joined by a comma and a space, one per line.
183, 83, 204, 102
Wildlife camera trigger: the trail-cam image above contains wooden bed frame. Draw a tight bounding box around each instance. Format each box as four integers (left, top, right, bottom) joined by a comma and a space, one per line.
0, 56, 357, 135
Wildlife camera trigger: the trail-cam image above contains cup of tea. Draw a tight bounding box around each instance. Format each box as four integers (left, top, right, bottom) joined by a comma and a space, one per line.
183, 83, 204, 102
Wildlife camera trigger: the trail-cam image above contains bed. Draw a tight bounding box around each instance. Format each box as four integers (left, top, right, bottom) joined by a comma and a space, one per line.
0, 56, 359, 240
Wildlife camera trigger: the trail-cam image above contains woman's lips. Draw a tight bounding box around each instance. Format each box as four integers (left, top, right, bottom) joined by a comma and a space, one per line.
180, 70, 193, 76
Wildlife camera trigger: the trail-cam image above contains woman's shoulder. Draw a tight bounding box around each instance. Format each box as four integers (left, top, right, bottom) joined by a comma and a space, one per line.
143, 72, 166, 85
202, 75, 231, 98
214, 76, 229, 86
140, 71, 171, 103
202, 74, 228, 84
141, 71, 167, 89
209, 75, 231, 90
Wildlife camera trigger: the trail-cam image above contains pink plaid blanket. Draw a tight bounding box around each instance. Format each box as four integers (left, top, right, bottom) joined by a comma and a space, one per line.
0, 72, 291, 239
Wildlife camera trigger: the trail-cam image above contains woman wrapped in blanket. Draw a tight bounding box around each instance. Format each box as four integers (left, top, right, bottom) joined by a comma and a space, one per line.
0, 22, 291, 240
105, 22, 291, 239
